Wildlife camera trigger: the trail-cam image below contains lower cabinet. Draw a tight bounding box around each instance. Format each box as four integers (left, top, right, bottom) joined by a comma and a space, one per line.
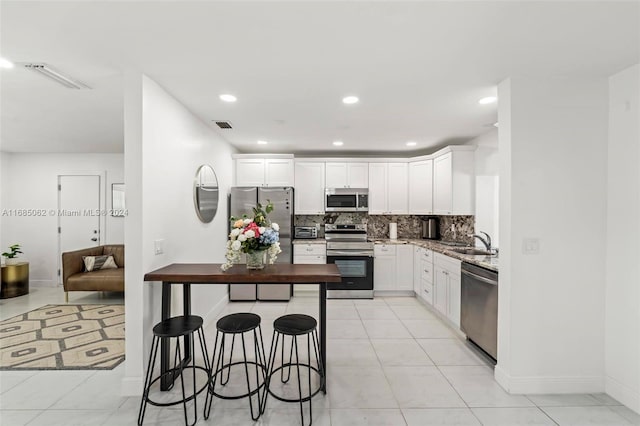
433, 253, 461, 327
374, 244, 413, 291
293, 243, 326, 292
374, 244, 396, 291
414, 246, 434, 305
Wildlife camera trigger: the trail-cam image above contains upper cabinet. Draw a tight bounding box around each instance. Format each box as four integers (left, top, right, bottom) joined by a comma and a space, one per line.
368, 162, 408, 215
235, 156, 294, 187
294, 162, 325, 214
325, 162, 368, 188
408, 159, 433, 215
432, 147, 475, 215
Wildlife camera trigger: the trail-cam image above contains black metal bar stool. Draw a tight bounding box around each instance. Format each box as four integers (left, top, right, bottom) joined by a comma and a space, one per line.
262, 314, 324, 426
204, 312, 267, 421
138, 315, 211, 426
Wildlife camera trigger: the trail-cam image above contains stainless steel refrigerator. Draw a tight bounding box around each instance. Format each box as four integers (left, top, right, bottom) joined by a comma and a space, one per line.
228, 187, 293, 301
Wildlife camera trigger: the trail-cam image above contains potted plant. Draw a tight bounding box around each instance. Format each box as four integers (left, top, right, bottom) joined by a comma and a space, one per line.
2, 244, 23, 266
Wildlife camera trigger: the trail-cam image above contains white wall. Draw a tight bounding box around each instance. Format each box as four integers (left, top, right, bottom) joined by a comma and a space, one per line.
496, 77, 609, 393
123, 74, 235, 394
0, 153, 123, 286
470, 129, 499, 248
605, 64, 640, 412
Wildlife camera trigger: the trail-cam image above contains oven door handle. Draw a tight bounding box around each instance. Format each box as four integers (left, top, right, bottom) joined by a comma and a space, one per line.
327, 251, 374, 257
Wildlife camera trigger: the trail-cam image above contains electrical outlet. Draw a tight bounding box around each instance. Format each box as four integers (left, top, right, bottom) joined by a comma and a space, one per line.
522, 238, 540, 254
154, 239, 164, 255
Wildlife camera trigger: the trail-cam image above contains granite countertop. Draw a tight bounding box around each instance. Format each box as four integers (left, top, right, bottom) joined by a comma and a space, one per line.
292, 239, 327, 245
371, 238, 499, 272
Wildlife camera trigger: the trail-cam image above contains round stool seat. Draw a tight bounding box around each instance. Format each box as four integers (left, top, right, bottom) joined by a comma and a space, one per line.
216, 312, 261, 333
152, 315, 203, 338
273, 314, 317, 336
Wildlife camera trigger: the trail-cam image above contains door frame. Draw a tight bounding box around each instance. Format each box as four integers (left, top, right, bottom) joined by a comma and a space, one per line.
56, 171, 107, 285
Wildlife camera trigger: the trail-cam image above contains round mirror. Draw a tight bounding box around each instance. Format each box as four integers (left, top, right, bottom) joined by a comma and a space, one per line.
193, 165, 219, 223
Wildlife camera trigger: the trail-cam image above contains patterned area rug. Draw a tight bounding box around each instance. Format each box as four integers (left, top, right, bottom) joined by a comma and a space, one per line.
0, 304, 124, 370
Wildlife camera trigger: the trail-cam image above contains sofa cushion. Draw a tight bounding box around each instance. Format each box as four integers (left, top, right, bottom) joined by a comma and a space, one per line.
103, 245, 125, 268
83, 255, 118, 272
66, 269, 124, 292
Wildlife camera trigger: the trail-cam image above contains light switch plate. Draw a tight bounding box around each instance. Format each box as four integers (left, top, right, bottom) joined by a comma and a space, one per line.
522, 238, 540, 254
154, 239, 164, 255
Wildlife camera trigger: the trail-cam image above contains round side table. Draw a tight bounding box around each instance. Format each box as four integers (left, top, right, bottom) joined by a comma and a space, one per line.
1, 262, 30, 299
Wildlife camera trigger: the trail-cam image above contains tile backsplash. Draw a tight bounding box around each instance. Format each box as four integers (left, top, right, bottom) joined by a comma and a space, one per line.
294, 213, 474, 244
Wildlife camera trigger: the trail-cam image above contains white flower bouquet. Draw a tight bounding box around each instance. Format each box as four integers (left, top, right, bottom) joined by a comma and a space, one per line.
221, 201, 282, 271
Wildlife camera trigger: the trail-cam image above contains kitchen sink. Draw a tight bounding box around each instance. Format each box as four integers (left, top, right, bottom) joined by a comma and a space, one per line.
451, 247, 496, 256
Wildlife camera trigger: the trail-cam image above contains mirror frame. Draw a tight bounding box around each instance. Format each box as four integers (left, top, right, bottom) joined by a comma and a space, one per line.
193, 164, 219, 223
111, 183, 126, 217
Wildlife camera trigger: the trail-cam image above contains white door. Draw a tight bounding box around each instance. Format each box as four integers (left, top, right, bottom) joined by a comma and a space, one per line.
409, 160, 433, 214
387, 163, 408, 214
58, 175, 101, 278
294, 162, 325, 214
347, 163, 369, 188
433, 153, 453, 214
395, 244, 414, 290
325, 163, 348, 188
368, 163, 387, 214
265, 159, 294, 187
236, 159, 265, 186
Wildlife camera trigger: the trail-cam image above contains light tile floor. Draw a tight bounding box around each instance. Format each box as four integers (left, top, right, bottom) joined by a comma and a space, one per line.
1, 288, 639, 425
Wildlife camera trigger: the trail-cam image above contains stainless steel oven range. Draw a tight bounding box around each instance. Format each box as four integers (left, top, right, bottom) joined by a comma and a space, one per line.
325, 224, 374, 299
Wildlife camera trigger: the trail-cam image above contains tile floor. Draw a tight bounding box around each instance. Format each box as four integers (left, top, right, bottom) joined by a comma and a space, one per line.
1, 288, 639, 425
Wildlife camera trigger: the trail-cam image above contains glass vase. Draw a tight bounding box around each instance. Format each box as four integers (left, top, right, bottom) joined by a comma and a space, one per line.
246, 250, 266, 270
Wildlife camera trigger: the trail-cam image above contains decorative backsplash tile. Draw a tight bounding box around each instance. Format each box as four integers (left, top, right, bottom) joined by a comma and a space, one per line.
295, 213, 474, 244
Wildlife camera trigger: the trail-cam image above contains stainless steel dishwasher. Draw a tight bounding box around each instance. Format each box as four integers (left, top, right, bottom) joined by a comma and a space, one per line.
461, 262, 498, 360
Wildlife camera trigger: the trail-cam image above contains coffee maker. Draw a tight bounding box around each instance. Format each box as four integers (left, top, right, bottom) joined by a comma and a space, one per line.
421, 217, 440, 240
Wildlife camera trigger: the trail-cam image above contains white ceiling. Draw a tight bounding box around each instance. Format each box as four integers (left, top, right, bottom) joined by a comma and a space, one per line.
1, 1, 638, 155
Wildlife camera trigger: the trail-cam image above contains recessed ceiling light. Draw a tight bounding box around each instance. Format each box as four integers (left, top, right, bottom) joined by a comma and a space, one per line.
342, 96, 359, 105
493, 122, 499, 127
257, 140, 268, 145
478, 96, 497, 105
0, 58, 14, 69
333, 141, 344, 146
406, 141, 417, 147
219, 94, 237, 103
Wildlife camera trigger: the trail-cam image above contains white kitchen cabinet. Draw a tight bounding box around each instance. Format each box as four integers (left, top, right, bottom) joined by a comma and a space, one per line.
375, 244, 414, 292
420, 249, 434, 305
325, 162, 368, 188
395, 244, 414, 291
408, 159, 433, 214
374, 244, 396, 291
433, 252, 462, 327
293, 244, 326, 292
413, 247, 422, 295
432, 147, 475, 215
368, 163, 408, 215
294, 162, 325, 214
235, 158, 294, 187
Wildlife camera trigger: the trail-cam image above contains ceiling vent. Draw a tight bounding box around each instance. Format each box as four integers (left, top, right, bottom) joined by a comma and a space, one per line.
215, 121, 233, 129
23, 63, 91, 89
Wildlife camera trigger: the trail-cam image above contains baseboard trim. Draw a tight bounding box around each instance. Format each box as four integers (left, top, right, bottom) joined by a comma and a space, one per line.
606, 375, 640, 413
202, 293, 229, 329
30, 280, 56, 288
121, 376, 143, 396
494, 365, 604, 394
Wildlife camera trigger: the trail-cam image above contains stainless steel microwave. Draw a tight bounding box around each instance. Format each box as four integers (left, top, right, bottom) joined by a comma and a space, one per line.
325, 188, 369, 212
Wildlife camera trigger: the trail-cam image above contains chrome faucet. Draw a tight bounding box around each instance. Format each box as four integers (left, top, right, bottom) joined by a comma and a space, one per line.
468, 231, 492, 251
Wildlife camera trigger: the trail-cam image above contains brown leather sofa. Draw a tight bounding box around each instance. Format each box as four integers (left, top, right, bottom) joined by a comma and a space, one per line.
62, 244, 124, 302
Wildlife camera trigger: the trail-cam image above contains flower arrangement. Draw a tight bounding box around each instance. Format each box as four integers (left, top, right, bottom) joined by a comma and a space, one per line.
221, 201, 282, 271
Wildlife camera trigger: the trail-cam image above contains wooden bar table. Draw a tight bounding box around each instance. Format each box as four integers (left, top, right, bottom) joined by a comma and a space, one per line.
144, 263, 341, 392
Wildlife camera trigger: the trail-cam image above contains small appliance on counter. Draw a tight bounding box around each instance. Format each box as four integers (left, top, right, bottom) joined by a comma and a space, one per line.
421, 217, 440, 240
294, 226, 318, 239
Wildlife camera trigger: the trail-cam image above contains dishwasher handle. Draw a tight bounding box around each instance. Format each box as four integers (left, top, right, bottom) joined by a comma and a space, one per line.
461, 269, 498, 286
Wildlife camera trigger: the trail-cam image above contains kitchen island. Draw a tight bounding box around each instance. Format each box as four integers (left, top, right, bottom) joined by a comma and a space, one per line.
144, 263, 342, 391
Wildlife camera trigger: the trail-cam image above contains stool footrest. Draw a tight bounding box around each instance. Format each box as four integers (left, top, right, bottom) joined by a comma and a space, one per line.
144, 366, 210, 408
